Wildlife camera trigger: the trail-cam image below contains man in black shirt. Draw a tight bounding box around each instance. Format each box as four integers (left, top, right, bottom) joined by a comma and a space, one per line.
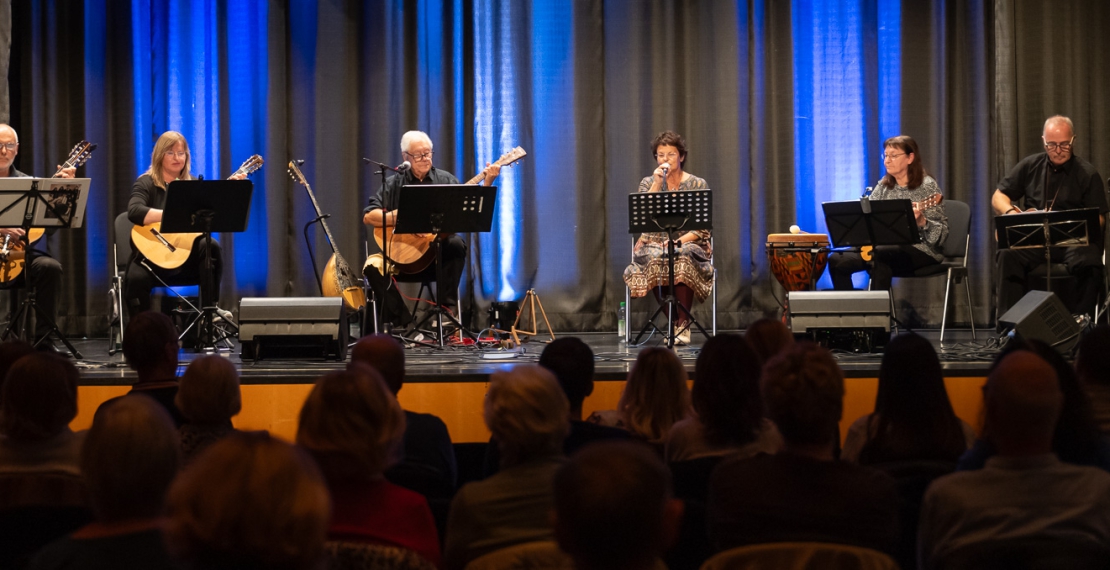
992, 115, 1108, 318
362, 130, 499, 331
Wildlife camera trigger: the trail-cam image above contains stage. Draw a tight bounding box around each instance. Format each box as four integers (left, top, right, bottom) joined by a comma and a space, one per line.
64, 327, 997, 444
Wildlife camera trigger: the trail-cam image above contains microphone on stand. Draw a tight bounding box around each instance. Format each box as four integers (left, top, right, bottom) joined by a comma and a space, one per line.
363, 158, 411, 173
862, 185, 873, 197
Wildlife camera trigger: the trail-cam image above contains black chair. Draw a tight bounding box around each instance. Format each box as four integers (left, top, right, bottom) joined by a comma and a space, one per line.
937, 536, 1110, 570
0, 471, 93, 569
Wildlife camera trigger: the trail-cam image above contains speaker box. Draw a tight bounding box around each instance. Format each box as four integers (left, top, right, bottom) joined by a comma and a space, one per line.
788, 291, 891, 352
239, 297, 348, 361
998, 290, 1080, 354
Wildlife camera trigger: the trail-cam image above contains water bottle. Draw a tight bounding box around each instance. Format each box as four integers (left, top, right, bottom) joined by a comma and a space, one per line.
617, 302, 627, 339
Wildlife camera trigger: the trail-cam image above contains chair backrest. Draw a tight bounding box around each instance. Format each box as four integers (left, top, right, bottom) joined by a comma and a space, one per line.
464, 541, 574, 570
114, 211, 133, 269
941, 200, 971, 259
938, 536, 1110, 570
701, 542, 899, 570
323, 541, 437, 570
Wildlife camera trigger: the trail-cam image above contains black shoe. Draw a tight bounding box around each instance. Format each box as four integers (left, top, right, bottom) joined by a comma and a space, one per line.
35, 338, 63, 354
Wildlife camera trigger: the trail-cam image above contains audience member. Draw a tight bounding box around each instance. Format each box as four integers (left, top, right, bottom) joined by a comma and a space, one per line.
588, 347, 690, 444
121, 311, 185, 426
707, 342, 899, 556
959, 338, 1110, 471
743, 318, 794, 364
842, 332, 974, 464
350, 334, 457, 496
296, 365, 440, 567
0, 352, 84, 476
28, 395, 181, 570
918, 351, 1110, 569
666, 334, 781, 462
164, 431, 330, 570
0, 339, 35, 403
1076, 325, 1110, 435
444, 365, 569, 570
176, 355, 241, 462
554, 442, 683, 570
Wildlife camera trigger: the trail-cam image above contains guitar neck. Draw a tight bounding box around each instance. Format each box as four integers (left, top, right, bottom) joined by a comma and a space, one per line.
464, 158, 508, 185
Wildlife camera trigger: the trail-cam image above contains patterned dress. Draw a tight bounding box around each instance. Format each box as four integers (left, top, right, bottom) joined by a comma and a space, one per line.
623, 174, 714, 301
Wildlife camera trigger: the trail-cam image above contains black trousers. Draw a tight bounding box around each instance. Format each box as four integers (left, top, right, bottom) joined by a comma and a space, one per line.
124, 237, 223, 317
829, 245, 941, 291
4, 249, 63, 337
365, 234, 466, 329
995, 244, 1104, 317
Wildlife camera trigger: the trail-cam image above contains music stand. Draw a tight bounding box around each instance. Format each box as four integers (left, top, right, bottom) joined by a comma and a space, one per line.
0, 178, 91, 357
395, 184, 496, 347
822, 198, 921, 249
161, 179, 253, 351
995, 207, 1101, 293
628, 189, 713, 348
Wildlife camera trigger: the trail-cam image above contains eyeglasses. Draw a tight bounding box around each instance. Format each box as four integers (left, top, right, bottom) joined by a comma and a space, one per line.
0, 143, 18, 152
655, 152, 679, 160
1043, 139, 1073, 152
881, 152, 906, 161
404, 151, 433, 161
166, 151, 188, 158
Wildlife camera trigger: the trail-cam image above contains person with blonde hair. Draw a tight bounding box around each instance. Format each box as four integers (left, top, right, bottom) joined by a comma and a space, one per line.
589, 347, 691, 443
163, 431, 330, 570
176, 355, 242, 461
297, 365, 440, 567
444, 365, 570, 570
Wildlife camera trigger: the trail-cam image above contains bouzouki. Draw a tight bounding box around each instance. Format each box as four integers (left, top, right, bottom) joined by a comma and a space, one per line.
860, 193, 943, 261
131, 155, 264, 270
372, 146, 527, 273
288, 160, 367, 311
0, 140, 97, 283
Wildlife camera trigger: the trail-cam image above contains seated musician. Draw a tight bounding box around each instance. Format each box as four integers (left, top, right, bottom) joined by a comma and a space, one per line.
0, 123, 75, 349
622, 130, 712, 346
125, 131, 244, 316
362, 130, 500, 333
828, 135, 948, 291
993, 115, 1107, 318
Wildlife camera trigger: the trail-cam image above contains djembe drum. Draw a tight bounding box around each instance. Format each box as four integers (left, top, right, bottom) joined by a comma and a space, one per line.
767, 233, 830, 320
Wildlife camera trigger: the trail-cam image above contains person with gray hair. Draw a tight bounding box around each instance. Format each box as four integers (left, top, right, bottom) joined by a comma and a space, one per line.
992, 115, 1108, 318
362, 130, 501, 334
443, 365, 569, 570
918, 350, 1110, 569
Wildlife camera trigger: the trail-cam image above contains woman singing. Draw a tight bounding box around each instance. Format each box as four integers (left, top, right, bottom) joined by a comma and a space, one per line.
623, 131, 712, 345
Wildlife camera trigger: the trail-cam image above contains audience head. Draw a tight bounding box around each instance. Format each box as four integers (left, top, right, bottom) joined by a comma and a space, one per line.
1075, 325, 1110, 387
122, 311, 179, 377
744, 318, 794, 364
485, 365, 569, 466
619, 347, 690, 441
0, 352, 79, 441
983, 350, 1061, 453
539, 337, 596, 414
692, 334, 765, 447
350, 334, 406, 394
164, 431, 330, 570
0, 339, 35, 403
761, 342, 844, 449
296, 365, 405, 484
554, 442, 683, 570
177, 355, 241, 425
83, 395, 180, 522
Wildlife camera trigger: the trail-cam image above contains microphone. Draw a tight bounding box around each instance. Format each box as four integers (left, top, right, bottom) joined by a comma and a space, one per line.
363, 158, 410, 173
397, 161, 411, 172
660, 163, 669, 177
862, 186, 873, 197
196, 174, 205, 181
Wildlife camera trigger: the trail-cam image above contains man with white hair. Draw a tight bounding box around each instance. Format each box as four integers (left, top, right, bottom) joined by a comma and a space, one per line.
992, 115, 1108, 319
362, 130, 500, 333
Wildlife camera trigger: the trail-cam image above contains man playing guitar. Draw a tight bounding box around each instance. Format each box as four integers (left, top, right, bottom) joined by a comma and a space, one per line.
362, 130, 500, 333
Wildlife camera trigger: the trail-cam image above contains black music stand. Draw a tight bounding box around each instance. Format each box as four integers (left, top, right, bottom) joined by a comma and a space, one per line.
161, 179, 253, 351
0, 178, 91, 357
628, 189, 713, 348
995, 207, 1101, 287
395, 184, 496, 347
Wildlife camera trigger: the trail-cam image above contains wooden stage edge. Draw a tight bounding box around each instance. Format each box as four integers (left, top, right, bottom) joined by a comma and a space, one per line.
70, 329, 994, 444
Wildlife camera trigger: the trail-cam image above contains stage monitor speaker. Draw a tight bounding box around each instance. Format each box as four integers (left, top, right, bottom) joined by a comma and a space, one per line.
788, 290, 891, 352
238, 297, 348, 361
998, 290, 1080, 354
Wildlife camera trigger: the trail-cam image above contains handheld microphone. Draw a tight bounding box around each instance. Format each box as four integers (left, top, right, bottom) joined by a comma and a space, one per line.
660, 163, 669, 177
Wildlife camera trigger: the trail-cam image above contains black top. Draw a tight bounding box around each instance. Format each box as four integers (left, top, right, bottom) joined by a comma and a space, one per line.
128, 173, 175, 226
998, 154, 1108, 214
364, 167, 461, 214
128, 382, 186, 427
27, 528, 181, 570
384, 410, 459, 498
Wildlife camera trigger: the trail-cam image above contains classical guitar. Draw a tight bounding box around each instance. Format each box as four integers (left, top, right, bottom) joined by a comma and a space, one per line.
0, 140, 97, 283
860, 193, 943, 261
288, 160, 367, 311
131, 155, 263, 269
372, 146, 527, 273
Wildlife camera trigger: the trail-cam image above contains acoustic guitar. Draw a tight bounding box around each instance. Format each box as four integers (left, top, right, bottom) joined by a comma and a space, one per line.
372, 146, 527, 273
288, 160, 366, 311
131, 155, 263, 269
860, 193, 943, 261
0, 140, 97, 283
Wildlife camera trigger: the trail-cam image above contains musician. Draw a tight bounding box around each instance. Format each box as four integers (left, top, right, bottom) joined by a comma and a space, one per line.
828, 135, 948, 291
0, 124, 76, 348
622, 131, 711, 346
993, 115, 1107, 318
125, 131, 244, 316
363, 130, 500, 332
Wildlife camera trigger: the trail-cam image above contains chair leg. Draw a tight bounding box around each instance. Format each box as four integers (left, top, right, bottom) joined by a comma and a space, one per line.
940, 272, 953, 343
625, 286, 632, 344
711, 269, 717, 336
963, 273, 976, 340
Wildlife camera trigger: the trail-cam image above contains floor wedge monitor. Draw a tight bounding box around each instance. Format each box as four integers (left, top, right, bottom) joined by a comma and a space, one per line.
998, 290, 1080, 355
239, 297, 348, 361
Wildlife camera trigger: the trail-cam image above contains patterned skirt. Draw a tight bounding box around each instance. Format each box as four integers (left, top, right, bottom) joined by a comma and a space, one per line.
623, 241, 714, 302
